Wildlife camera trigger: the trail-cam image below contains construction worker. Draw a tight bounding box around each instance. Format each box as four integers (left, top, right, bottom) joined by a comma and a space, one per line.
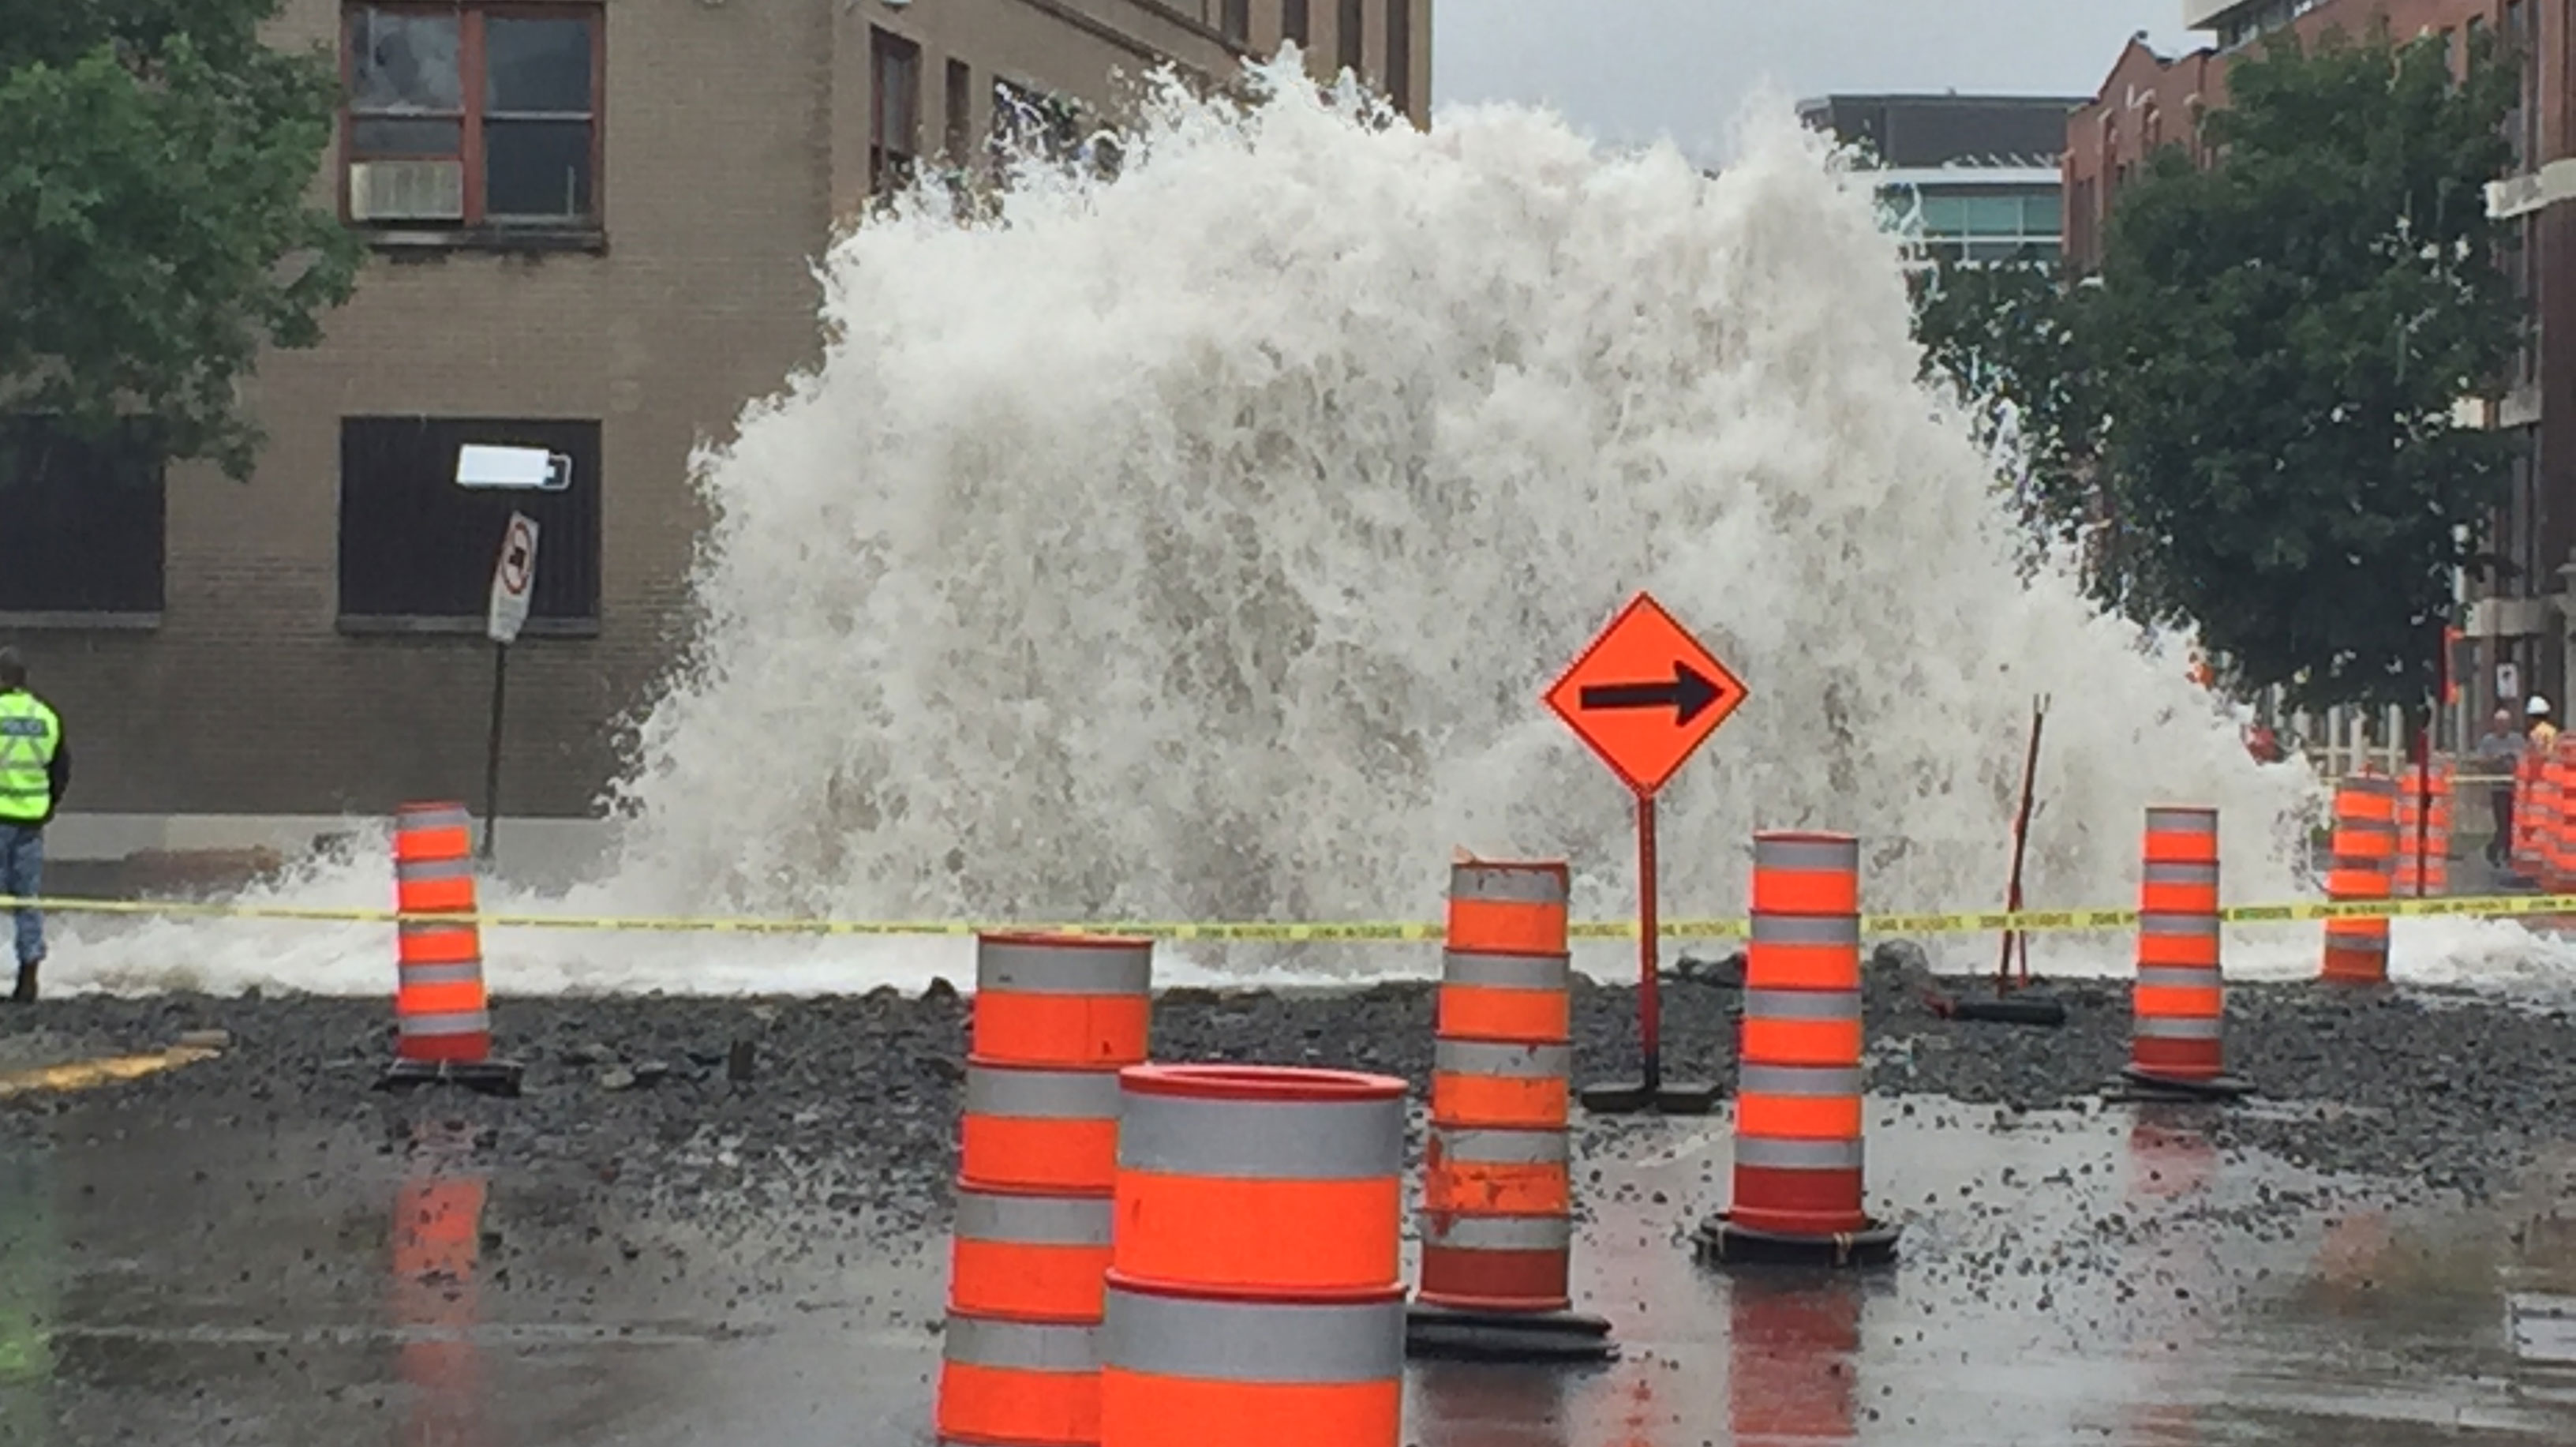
2475, 707, 2521, 865
0, 647, 69, 1003
2530, 694, 2559, 753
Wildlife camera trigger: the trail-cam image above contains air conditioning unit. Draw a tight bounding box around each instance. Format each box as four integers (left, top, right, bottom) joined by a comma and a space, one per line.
349, 159, 466, 222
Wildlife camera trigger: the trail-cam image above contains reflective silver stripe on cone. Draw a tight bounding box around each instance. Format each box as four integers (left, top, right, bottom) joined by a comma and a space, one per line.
2144, 808, 2218, 833
1439, 951, 1569, 989
1743, 988, 1859, 1022
2133, 966, 2221, 992
1417, 1213, 1572, 1250
2134, 1015, 2222, 1040
943, 1314, 1098, 1370
953, 1188, 1113, 1246
2140, 861, 2219, 884
1750, 914, 1861, 946
964, 1064, 1123, 1120
399, 1011, 491, 1037
1753, 837, 1858, 872
1104, 1285, 1402, 1384
398, 964, 487, 986
1733, 1135, 1865, 1171
1737, 1064, 1863, 1097
1428, 1126, 1567, 1165
2139, 913, 2220, 938
1433, 1039, 1573, 1078
395, 857, 475, 883
397, 805, 474, 830
976, 938, 1151, 995
1118, 1090, 1402, 1181
1449, 864, 1567, 905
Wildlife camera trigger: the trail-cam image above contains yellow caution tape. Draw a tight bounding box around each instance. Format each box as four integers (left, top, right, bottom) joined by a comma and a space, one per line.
0, 891, 2571, 941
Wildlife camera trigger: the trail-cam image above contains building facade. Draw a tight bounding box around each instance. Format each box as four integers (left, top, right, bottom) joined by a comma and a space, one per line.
2065, 0, 2575, 719
2, 0, 1429, 856
1799, 93, 2086, 268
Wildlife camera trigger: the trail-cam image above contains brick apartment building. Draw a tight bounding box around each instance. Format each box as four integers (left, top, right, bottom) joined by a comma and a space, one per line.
2065, 0, 2573, 718
2, 0, 1428, 857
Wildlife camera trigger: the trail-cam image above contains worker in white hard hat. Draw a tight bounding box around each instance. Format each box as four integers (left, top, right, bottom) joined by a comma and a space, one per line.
2529, 694, 2559, 752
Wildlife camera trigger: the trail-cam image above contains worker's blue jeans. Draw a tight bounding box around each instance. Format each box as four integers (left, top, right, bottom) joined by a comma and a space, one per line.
0, 824, 40, 965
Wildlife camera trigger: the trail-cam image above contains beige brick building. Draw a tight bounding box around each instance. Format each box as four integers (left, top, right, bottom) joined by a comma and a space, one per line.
6, 0, 1429, 860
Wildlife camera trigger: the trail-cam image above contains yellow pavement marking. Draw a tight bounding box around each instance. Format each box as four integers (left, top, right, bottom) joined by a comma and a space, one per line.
0, 1045, 220, 1100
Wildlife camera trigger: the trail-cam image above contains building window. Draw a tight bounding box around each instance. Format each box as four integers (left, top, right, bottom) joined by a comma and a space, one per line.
945, 58, 972, 161
1339, 0, 1365, 75
872, 28, 922, 193
343, 4, 602, 232
1384, 0, 1410, 114
338, 417, 601, 632
1222, 0, 1249, 45
0, 418, 164, 620
1283, 0, 1309, 46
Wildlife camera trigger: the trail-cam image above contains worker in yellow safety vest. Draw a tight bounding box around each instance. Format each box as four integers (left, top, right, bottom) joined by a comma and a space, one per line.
0, 648, 69, 1003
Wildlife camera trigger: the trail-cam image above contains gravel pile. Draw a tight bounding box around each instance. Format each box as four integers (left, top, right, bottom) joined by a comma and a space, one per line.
4, 954, 2570, 1221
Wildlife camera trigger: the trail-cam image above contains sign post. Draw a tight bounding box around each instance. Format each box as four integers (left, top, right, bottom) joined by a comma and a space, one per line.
1544, 591, 1749, 1116
481, 512, 539, 861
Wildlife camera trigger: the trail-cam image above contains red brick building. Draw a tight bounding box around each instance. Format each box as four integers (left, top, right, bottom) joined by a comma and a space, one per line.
2065, 0, 2575, 718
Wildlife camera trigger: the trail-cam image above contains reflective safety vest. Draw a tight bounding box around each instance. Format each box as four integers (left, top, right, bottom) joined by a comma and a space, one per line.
0, 691, 59, 824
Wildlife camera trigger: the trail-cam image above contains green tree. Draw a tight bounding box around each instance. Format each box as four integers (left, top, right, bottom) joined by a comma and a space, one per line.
0, 1, 361, 479
1909, 253, 2102, 551
2086, 22, 2521, 710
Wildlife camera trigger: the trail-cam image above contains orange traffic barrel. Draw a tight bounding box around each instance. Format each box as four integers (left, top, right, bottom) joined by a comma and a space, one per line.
2393, 759, 2452, 897
383, 803, 520, 1094
2551, 737, 2576, 894
949, 1183, 1114, 1323
975, 933, 1153, 1070
1697, 833, 1897, 1268
1101, 1063, 1406, 1447
2513, 748, 2547, 882
960, 1060, 1125, 1194
2320, 778, 2395, 984
1410, 857, 1613, 1362
2121, 807, 2249, 1101
937, 1314, 1102, 1445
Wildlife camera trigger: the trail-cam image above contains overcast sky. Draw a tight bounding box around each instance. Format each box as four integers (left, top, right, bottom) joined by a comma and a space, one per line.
1432, 0, 2200, 158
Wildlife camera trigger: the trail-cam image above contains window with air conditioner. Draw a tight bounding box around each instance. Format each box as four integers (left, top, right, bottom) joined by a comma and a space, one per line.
342, 4, 603, 232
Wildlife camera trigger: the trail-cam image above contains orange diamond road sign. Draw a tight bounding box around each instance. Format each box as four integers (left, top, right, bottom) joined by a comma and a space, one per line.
1544, 591, 1748, 797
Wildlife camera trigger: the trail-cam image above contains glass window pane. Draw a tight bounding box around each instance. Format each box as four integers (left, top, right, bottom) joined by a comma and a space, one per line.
486, 17, 593, 114
349, 9, 462, 114
1964, 196, 2024, 234
2022, 192, 2064, 233
352, 117, 462, 157
1917, 195, 1969, 234
485, 120, 593, 219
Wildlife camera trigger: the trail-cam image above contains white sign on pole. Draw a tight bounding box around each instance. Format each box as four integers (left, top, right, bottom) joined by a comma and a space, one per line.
2499, 662, 2522, 700
487, 512, 540, 646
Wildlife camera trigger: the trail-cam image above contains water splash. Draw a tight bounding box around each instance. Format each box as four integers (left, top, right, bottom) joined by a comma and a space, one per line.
52, 65, 2556, 996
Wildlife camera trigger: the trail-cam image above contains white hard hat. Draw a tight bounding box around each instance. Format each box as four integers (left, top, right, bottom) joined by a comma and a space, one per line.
2530, 695, 2554, 716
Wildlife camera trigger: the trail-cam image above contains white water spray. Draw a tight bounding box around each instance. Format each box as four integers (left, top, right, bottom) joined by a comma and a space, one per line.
52, 66, 2561, 996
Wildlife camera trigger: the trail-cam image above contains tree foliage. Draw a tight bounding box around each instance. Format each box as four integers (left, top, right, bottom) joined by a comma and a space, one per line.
2088, 24, 2521, 709
0, 0, 362, 479
1909, 253, 2102, 546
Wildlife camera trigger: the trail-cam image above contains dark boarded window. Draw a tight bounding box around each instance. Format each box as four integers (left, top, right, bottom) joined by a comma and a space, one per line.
1339, 0, 1365, 74
338, 416, 600, 631
0, 417, 166, 618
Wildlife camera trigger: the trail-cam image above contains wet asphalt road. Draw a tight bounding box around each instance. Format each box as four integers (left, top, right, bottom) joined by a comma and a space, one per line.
4, 967, 2576, 1445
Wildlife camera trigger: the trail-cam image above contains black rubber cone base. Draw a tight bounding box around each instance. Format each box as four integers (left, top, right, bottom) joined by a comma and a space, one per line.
1951, 994, 2069, 1027
376, 1057, 525, 1097
1406, 1302, 1619, 1362
1693, 1213, 1901, 1269
2103, 1067, 2253, 1104
1578, 1079, 1720, 1115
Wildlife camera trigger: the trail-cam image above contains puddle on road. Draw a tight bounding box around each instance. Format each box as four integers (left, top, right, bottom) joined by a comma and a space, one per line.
0, 1099, 2572, 1445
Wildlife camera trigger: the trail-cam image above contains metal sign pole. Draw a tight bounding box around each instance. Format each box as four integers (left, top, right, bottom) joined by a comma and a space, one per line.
481, 640, 507, 862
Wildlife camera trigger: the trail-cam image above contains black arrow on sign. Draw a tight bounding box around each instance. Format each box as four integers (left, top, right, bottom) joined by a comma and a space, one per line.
1580, 662, 1727, 726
